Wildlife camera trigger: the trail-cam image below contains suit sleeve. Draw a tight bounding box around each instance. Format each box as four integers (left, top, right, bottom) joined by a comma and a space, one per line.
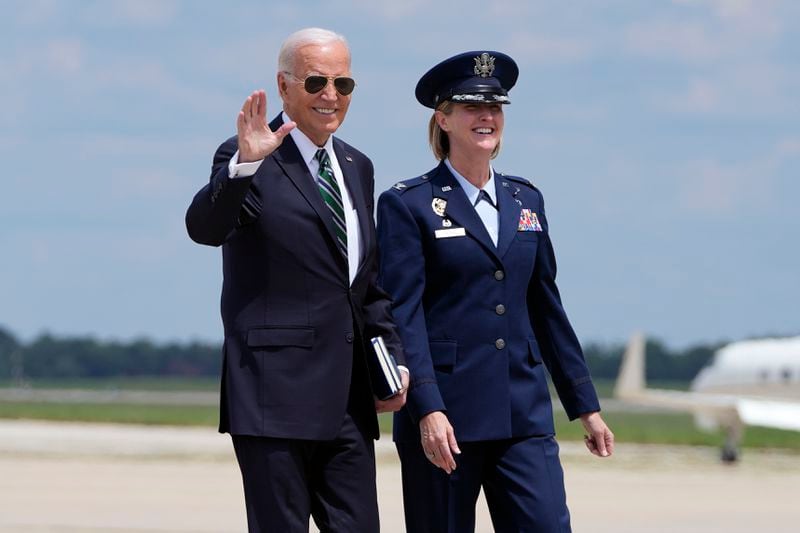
359, 160, 406, 367
185, 136, 259, 247
528, 190, 601, 420
377, 190, 446, 423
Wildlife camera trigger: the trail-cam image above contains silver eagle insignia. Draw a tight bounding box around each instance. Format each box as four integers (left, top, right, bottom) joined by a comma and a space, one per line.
473, 53, 495, 78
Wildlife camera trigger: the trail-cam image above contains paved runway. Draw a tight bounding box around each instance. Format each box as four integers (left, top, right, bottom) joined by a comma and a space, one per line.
1, 420, 798, 532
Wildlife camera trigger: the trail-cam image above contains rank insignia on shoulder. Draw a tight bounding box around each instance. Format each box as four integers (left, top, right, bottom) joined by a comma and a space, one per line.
518, 209, 543, 232
431, 198, 447, 217
393, 182, 407, 191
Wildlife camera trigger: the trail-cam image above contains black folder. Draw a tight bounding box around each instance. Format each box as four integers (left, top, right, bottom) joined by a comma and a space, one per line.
368, 336, 403, 400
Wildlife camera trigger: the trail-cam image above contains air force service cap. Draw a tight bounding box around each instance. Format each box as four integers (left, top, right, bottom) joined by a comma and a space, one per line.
415, 51, 519, 109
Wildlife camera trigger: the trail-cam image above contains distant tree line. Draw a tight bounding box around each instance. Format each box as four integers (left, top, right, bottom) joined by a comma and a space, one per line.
0, 326, 220, 381
0, 324, 720, 382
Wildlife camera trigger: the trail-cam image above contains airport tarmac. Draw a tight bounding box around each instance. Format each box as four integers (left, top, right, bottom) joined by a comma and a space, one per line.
0, 420, 798, 532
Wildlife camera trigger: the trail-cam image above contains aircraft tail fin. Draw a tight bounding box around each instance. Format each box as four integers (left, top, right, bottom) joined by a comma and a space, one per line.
614, 332, 646, 399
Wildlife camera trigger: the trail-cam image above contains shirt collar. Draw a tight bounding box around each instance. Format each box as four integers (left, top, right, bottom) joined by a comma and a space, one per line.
444, 158, 496, 206
283, 111, 335, 166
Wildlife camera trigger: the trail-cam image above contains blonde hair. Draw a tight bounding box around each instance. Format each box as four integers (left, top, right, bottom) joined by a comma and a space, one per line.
428, 100, 501, 160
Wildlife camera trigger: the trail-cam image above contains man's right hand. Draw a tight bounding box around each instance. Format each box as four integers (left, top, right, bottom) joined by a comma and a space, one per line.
419, 411, 461, 474
237, 90, 296, 163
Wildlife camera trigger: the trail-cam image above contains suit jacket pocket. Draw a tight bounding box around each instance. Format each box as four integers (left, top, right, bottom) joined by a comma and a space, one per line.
429, 340, 457, 373
247, 326, 314, 348
528, 338, 543, 366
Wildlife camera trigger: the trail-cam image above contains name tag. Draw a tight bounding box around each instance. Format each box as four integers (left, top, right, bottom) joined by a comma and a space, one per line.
435, 227, 466, 239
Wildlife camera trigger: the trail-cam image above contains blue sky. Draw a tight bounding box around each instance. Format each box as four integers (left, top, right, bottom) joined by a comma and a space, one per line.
1, 0, 798, 347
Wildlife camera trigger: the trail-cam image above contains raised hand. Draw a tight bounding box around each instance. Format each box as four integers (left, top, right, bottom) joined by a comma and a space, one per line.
236, 89, 296, 162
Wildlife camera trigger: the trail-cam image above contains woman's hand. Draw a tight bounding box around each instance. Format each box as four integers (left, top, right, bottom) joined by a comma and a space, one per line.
419, 411, 461, 473
579, 411, 614, 458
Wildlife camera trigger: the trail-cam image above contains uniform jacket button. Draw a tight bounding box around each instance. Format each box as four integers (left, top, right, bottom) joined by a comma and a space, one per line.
345, 333, 354, 343
494, 270, 505, 281
495, 304, 506, 315
495, 338, 506, 350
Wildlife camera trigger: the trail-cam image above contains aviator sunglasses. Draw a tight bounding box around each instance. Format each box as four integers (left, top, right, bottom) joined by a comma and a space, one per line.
284, 72, 356, 96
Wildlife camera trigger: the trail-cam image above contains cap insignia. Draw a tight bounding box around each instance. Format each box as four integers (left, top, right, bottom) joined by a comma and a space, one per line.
473, 53, 495, 78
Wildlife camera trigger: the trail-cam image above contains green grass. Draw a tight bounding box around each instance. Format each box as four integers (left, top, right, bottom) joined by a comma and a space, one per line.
0, 376, 219, 391
379, 410, 800, 451
579, 378, 691, 398
2, 378, 798, 452
554, 410, 800, 450
0, 402, 218, 426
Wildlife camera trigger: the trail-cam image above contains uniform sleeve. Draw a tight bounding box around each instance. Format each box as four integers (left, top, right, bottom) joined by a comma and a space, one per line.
377, 190, 446, 422
359, 159, 406, 367
528, 190, 601, 419
185, 136, 259, 247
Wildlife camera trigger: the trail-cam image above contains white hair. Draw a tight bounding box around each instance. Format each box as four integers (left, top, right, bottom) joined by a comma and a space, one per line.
278, 27, 350, 74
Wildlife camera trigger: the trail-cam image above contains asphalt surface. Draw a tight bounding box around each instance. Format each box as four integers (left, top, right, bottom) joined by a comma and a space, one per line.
1, 420, 798, 532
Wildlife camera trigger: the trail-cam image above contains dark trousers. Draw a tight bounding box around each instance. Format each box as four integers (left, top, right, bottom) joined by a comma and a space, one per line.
232, 411, 378, 533
397, 435, 571, 533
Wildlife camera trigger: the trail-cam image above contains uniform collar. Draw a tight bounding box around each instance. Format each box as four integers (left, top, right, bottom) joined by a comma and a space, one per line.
444, 158, 496, 207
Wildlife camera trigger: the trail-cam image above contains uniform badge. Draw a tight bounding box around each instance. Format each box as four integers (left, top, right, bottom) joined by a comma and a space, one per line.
431, 198, 447, 217
393, 182, 407, 191
442, 218, 452, 227
518, 209, 543, 232
441, 185, 452, 192
474, 53, 496, 78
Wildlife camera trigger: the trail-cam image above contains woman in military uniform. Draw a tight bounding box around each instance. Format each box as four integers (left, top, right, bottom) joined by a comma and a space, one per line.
376, 51, 614, 532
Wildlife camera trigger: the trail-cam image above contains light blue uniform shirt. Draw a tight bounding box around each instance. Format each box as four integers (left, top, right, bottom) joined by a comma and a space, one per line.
444, 158, 499, 246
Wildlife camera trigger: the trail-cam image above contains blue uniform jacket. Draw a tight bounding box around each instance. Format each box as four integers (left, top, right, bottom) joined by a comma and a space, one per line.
377, 161, 600, 443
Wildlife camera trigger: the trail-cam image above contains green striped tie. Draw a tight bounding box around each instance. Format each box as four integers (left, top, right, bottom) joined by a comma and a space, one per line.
315, 149, 348, 257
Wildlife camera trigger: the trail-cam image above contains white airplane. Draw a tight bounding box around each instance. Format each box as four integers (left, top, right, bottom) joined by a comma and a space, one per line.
614, 332, 800, 462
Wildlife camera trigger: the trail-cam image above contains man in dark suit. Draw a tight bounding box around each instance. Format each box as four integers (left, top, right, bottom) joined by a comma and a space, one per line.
186, 27, 408, 533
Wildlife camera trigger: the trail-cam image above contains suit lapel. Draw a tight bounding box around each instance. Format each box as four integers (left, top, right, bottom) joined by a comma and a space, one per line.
268, 116, 348, 273
432, 163, 499, 260
496, 177, 523, 259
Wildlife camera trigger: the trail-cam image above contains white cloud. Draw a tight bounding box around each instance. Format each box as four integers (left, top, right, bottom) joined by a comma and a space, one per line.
656, 62, 796, 117
81, 0, 180, 27
348, 0, 428, 20
678, 159, 747, 213
775, 138, 800, 158
675, 0, 783, 36
624, 19, 720, 63
668, 78, 720, 113
45, 38, 84, 74
677, 137, 798, 214
14, 0, 61, 25
505, 33, 593, 65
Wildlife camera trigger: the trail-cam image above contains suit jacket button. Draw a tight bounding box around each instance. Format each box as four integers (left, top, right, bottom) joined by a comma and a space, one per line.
494, 270, 505, 281
495, 338, 506, 350
495, 304, 506, 315
345, 333, 354, 343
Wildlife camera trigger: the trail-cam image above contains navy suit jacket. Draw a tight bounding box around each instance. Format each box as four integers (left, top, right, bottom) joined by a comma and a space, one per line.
187, 115, 404, 440
377, 162, 599, 443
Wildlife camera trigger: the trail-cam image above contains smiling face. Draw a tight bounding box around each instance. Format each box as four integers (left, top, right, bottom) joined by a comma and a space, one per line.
278, 41, 352, 146
435, 103, 504, 158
